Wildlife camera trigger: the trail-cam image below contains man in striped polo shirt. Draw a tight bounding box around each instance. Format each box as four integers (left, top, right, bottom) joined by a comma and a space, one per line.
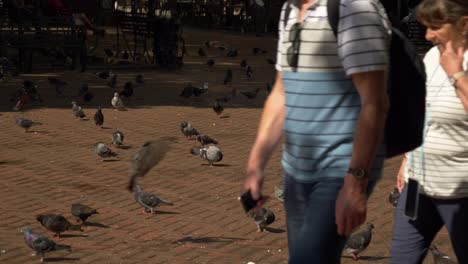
243, 0, 391, 262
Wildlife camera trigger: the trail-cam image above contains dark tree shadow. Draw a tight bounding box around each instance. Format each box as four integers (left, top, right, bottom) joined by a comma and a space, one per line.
153, 210, 179, 215
219, 115, 230, 119
44, 257, 80, 262
100, 126, 113, 130
172, 236, 247, 244
82, 222, 110, 228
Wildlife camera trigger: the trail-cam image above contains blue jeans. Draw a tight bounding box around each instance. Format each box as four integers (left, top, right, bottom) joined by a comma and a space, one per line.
390, 185, 468, 264
284, 175, 376, 264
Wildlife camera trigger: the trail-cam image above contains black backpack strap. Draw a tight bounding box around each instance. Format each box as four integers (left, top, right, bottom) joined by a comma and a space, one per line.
283, 0, 292, 29
327, 0, 340, 37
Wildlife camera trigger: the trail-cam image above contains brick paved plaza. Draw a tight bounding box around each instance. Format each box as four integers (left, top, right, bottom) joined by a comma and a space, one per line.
0, 28, 454, 263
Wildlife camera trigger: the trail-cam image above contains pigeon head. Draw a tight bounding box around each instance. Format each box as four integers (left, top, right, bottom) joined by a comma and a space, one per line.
97, 106, 102, 110
36, 214, 45, 223
135, 185, 142, 193
180, 121, 188, 128
21, 226, 32, 234
114, 93, 119, 97
366, 223, 374, 230
71, 101, 77, 105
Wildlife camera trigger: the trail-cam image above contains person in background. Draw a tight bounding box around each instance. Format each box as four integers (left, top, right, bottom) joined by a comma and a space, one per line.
390, 0, 468, 263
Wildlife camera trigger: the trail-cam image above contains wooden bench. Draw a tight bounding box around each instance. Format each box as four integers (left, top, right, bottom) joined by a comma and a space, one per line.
0, 15, 87, 72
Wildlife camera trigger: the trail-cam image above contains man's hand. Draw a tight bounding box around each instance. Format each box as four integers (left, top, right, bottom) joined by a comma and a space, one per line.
242, 166, 268, 208
335, 175, 368, 236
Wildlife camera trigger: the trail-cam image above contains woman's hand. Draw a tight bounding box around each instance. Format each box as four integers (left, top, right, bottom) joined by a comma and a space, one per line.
439, 40, 465, 77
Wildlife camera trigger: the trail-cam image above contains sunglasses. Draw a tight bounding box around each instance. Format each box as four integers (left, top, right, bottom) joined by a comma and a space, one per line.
287, 22, 302, 70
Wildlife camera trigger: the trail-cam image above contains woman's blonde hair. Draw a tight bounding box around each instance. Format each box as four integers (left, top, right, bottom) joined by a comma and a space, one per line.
416, 0, 468, 27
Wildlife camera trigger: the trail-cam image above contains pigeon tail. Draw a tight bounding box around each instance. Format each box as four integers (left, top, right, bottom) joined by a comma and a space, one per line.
159, 198, 174, 206
69, 225, 83, 231
190, 148, 201, 155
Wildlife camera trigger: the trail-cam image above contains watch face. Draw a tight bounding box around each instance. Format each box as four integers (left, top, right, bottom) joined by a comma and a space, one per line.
355, 169, 365, 178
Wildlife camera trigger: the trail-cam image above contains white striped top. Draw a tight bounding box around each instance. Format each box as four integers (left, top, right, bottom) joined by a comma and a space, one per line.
275, 0, 391, 182
405, 47, 468, 199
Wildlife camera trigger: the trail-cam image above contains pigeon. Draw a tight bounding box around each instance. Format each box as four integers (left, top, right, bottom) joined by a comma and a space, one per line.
218, 87, 238, 103
196, 133, 218, 146
344, 223, 374, 261
48, 77, 67, 95
249, 207, 275, 232
190, 145, 223, 166
71, 101, 86, 119
246, 65, 253, 79
22, 226, 71, 263
36, 214, 83, 237
193, 82, 208, 97
70, 204, 98, 224
429, 245, 457, 264
78, 83, 89, 96
241, 87, 260, 99
266, 58, 275, 65
135, 74, 144, 84
83, 91, 94, 103
13, 94, 29, 111
111, 93, 126, 111
15, 117, 36, 132
93, 107, 104, 128
95, 70, 110, 79
212, 100, 224, 117
95, 142, 118, 160
107, 74, 117, 90
112, 130, 125, 148
274, 185, 284, 202
206, 59, 215, 68
240, 59, 247, 68
118, 81, 134, 99
134, 185, 173, 214
226, 49, 238, 57
217, 46, 226, 51
198, 47, 207, 57
180, 83, 194, 98
223, 68, 233, 85
180, 121, 199, 139
128, 139, 171, 191
388, 186, 400, 208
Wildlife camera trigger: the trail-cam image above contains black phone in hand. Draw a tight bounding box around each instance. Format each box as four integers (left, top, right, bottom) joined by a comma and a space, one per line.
240, 189, 259, 213
404, 178, 420, 220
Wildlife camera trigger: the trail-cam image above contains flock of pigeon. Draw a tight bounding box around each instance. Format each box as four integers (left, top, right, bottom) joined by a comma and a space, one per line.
7, 41, 455, 263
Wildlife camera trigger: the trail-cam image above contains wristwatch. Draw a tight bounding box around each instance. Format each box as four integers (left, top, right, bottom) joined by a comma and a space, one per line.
448, 71, 466, 86
347, 167, 369, 180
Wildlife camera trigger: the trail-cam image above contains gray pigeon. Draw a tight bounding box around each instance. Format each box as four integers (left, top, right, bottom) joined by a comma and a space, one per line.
22, 226, 71, 263
94, 107, 104, 128
36, 214, 83, 237
274, 185, 284, 202
190, 145, 223, 166
95, 142, 118, 160
180, 121, 199, 139
249, 207, 275, 232
15, 117, 37, 132
71, 101, 86, 119
112, 131, 124, 148
241, 87, 260, 99
388, 186, 400, 208
196, 133, 218, 146
134, 185, 173, 214
128, 140, 171, 191
344, 223, 374, 261
429, 245, 457, 264
70, 203, 98, 224
213, 100, 224, 117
